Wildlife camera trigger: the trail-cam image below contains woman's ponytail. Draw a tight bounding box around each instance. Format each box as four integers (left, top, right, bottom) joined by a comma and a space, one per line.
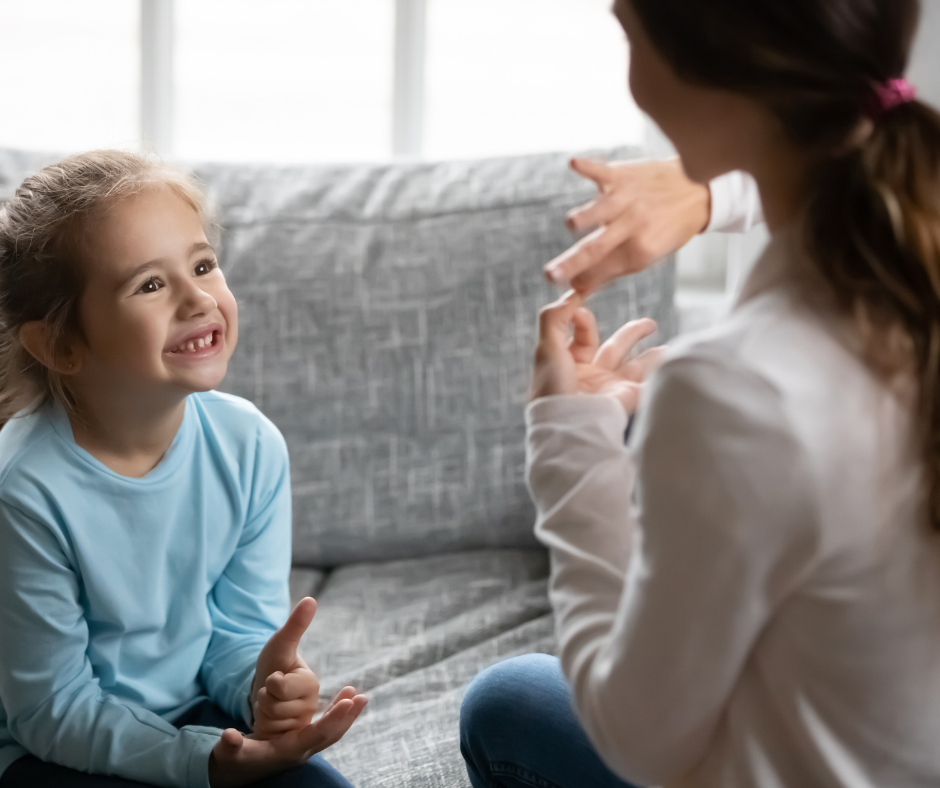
805, 99, 940, 525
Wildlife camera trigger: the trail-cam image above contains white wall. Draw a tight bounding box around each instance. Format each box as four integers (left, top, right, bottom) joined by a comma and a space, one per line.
911, 0, 940, 108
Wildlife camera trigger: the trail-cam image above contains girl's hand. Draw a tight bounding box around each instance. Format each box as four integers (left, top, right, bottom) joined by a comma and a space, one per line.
250, 598, 321, 740
253, 658, 319, 739
209, 687, 367, 788
531, 291, 665, 414
544, 157, 711, 294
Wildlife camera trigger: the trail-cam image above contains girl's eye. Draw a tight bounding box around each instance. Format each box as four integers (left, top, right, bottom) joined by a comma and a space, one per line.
136, 277, 162, 294
194, 258, 218, 276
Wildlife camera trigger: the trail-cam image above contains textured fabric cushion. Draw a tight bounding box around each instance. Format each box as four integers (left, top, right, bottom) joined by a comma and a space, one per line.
290, 549, 555, 788
194, 149, 675, 565
0, 147, 675, 566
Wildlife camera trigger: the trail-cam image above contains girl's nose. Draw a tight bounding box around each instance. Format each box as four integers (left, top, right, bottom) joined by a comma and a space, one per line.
178, 279, 218, 318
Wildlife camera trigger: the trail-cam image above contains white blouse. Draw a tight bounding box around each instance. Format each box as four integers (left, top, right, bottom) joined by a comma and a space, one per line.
526, 230, 940, 787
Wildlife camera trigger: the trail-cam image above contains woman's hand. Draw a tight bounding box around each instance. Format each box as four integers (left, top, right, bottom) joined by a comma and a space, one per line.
544, 157, 711, 294
531, 291, 665, 414
209, 687, 367, 788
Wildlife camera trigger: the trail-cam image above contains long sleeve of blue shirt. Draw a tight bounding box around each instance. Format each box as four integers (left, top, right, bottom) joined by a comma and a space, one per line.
0, 392, 292, 787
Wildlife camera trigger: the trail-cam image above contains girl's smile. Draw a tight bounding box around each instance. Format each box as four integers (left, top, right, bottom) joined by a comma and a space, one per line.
165, 325, 224, 360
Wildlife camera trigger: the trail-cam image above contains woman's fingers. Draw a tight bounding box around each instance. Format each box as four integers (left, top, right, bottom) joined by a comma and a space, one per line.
537, 291, 583, 350
545, 223, 633, 286
569, 308, 600, 364
565, 191, 627, 233
569, 157, 614, 190
627, 345, 667, 378
594, 319, 658, 371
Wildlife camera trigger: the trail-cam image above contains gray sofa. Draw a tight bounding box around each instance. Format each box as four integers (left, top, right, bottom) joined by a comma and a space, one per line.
0, 147, 676, 788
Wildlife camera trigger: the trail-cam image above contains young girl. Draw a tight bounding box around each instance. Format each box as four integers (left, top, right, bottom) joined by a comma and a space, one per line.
0, 151, 367, 788
461, 1, 940, 787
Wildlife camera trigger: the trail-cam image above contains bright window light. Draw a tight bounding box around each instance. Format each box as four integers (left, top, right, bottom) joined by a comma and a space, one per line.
0, 1, 138, 153
174, 0, 393, 163
425, 0, 644, 159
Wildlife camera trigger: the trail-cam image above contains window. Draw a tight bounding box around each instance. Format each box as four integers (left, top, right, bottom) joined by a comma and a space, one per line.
174, 0, 393, 162
424, 0, 643, 159
0, 1, 138, 152
0, 0, 641, 163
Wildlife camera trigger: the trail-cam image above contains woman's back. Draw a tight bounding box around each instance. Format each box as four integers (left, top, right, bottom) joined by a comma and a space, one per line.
659, 235, 940, 786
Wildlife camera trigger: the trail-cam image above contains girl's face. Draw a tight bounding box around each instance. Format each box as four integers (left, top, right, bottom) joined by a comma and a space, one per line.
74, 185, 238, 402
613, 0, 782, 184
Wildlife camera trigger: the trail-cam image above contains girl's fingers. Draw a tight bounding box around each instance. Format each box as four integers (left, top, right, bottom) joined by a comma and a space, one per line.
326, 686, 358, 710
265, 598, 317, 665
569, 308, 600, 364
255, 715, 311, 735
217, 728, 244, 757
310, 695, 368, 753
266, 669, 319, 702
594, 319, 658, 371
258, 695, 315, 721
293, 696, 364, 756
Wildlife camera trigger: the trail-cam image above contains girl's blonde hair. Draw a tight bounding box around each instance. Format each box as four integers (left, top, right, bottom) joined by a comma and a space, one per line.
0, 150, 210, 421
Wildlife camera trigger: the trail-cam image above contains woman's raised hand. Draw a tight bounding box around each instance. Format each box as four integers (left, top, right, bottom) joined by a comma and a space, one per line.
544, 157, 711, 294
208, 686, 367, 788
531, 291, 665, 414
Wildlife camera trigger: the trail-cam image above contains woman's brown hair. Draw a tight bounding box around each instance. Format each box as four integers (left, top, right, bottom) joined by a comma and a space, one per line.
0, 150, 210, 421
629, 0, 940, 526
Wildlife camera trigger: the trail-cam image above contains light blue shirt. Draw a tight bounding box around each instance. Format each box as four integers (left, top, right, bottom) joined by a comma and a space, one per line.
0, 392, 292, 787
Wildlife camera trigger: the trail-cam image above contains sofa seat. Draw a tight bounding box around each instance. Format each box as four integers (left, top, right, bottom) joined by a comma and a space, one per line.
289, 549, 553, 788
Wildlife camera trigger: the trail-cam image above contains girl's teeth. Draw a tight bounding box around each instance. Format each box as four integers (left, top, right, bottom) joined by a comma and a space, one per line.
172, 332, 216, 353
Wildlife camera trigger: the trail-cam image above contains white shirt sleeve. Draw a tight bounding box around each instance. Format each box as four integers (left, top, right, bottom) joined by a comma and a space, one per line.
525, 353, 818, 787
707, 171, 764, 233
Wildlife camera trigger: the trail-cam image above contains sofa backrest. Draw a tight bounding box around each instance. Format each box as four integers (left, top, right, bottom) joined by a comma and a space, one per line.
0, 148, 676, 568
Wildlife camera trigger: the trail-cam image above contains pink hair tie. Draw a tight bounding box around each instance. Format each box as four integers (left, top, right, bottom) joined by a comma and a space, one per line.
865, 78, 917, 120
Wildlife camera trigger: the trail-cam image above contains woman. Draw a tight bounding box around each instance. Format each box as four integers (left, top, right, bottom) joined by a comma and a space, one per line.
460, 1, 940, 787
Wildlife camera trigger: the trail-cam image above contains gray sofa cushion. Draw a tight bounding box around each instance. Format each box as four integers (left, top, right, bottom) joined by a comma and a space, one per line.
290, 549, 555, 788
194, 149, 676, 566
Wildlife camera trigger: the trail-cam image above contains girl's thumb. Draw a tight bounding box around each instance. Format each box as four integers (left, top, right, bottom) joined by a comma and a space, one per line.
271, 597, 317, 656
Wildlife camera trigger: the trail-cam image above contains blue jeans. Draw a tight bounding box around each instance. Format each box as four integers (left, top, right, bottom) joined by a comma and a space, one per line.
460, 654, 641, 788
0, 700, 352, 788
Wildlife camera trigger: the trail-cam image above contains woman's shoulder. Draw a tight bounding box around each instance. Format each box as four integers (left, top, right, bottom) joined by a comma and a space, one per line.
664, 285, 868, 406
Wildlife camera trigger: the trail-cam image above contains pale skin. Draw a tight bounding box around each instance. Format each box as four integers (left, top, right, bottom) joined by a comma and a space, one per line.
18, 185, 367, 787
532, 0, 817, 404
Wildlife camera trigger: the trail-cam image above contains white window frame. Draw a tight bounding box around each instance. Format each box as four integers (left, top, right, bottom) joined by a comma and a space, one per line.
140, 0, 174, 154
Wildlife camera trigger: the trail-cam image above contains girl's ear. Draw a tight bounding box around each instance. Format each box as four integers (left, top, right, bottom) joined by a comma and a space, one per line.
19, 321, 83, 376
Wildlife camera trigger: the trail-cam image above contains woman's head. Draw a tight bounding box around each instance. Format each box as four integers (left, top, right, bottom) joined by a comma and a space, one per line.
0, 150, 238, 421
618, 0, 940, 525
618, 0, 921, 183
